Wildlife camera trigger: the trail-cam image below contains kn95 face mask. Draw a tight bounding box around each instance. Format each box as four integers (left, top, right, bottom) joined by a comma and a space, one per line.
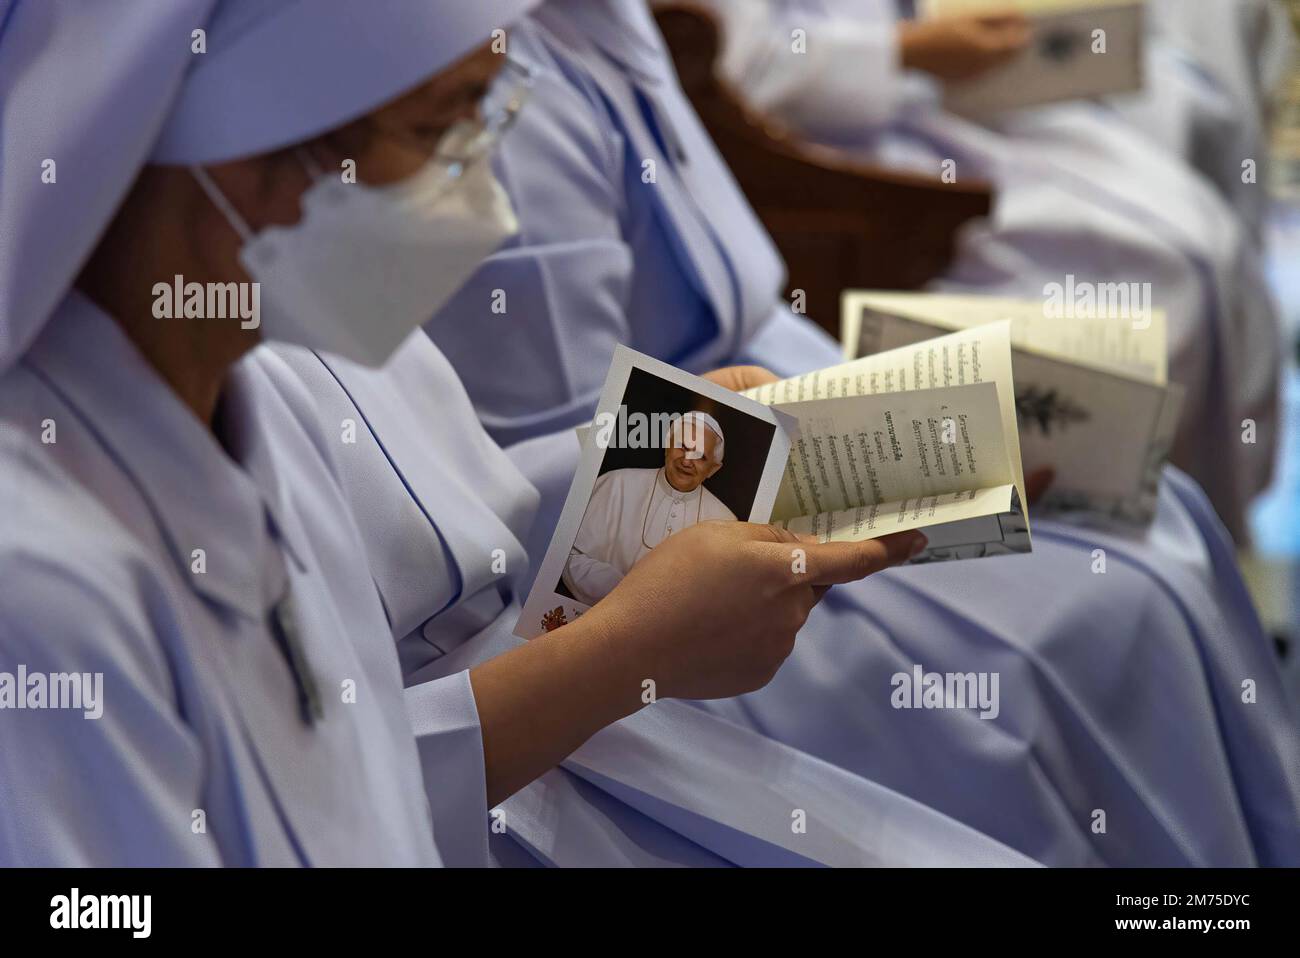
189, 57, 534, 366
191, 144, 518, 367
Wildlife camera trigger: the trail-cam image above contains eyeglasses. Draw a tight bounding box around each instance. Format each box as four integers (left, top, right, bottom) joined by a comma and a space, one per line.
431, 56, 535, 182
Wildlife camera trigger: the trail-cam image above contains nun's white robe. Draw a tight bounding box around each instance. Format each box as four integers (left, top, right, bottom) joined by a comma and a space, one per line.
0, 295, 449, 865
1103, 0, 1294, 241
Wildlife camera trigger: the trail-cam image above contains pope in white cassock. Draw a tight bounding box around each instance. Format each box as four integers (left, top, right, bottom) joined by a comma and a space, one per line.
564, 412, 737, 604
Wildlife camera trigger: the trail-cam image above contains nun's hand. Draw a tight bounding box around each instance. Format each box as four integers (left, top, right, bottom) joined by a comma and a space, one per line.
471, 521, 920, 804
898, 13, 1032, 81
584, 521, 926, 702
700, 365, 779, 393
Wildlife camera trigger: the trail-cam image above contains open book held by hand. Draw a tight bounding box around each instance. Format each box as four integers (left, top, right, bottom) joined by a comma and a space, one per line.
921, 0, 1144, 116
533, 331, 1034, 639
744, 319, 1033, 562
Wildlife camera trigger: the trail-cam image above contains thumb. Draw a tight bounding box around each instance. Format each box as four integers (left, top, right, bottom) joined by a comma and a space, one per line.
800, 531, 927, 585
979, 12, 1031, 31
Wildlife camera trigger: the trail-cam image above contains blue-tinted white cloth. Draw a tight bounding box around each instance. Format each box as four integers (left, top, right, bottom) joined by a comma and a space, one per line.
150, 0, 544, 165
1103, 0, 1294, 241
399, 0, 1300, 865
0, 294, 464, 865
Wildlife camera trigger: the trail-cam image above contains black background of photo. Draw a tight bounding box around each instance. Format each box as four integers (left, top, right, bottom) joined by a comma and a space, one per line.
595, 367, 777, 519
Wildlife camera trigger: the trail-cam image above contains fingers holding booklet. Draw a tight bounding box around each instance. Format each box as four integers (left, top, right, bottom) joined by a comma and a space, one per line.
515, 338, 1026, 640
518, 348, 801, 637
746, 347, 1034, 561
741, 317, 1036, 563
569, 521, 926, 700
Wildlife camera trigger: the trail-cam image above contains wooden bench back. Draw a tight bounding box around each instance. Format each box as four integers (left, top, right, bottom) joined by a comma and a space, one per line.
653, 2, 993, 334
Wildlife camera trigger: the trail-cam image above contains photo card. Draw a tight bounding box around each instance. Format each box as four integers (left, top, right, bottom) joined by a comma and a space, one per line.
516, 346, 797, 639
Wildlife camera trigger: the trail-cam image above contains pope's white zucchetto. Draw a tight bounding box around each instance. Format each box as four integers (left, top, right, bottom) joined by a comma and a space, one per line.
671, 411, 726, 464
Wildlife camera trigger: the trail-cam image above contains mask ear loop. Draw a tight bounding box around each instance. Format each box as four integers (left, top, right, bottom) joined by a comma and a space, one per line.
190, 166, 254, 243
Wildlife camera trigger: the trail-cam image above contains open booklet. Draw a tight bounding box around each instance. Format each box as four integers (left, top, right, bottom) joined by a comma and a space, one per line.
840, 290, 1183, 526
920, 0, 1144, 116
525, 331, 1033, 636
742, 320, 1032, 561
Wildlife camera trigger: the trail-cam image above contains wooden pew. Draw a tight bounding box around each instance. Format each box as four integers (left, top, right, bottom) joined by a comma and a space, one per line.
652, 2, 994, 336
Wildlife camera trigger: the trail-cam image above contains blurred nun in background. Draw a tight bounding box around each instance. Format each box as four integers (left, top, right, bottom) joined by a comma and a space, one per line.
1106, 0, 1294, 240
692, 0, 1284, 541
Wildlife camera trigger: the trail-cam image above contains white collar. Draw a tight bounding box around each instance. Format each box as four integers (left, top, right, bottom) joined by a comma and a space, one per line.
657, 466, 702, 502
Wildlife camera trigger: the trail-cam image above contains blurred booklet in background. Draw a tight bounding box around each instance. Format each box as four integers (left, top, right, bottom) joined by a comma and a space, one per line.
744, 321, 1033, 562
840, 291, 1182, 526
921, 0, 1144, 115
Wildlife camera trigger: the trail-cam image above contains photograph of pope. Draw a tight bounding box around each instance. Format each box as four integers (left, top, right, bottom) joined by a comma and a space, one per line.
563, 412, 737, 605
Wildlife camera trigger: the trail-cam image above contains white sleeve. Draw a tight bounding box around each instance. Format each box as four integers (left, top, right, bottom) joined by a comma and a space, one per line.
563, 549, 627, 605
561, 472, 627, 604
403, 670, 489, 867
697, 0, 904, 136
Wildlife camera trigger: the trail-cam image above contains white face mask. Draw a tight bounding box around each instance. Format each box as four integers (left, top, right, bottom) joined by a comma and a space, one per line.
192, 145, 518, 367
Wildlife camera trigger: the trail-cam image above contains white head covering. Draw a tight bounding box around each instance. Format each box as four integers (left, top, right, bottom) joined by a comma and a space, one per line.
671, 411, 726, 464
0, 0, 541, 373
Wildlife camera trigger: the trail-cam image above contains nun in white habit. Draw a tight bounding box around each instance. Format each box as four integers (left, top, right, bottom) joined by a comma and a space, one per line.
692, 0, 1282, 542
1104, 0, 1295, 242
0, 0, 1030, 868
